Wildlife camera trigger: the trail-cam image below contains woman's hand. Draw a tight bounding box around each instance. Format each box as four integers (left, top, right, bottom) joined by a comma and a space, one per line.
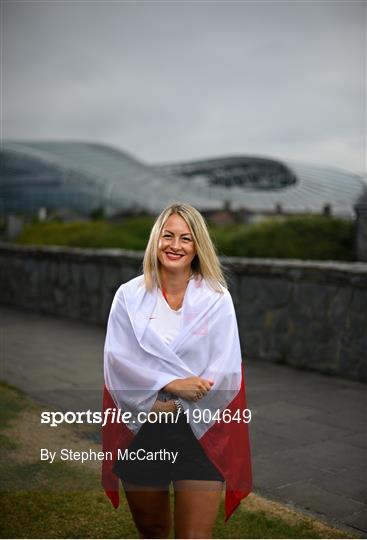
163, 377, 214, 401
150, 399, 177, 414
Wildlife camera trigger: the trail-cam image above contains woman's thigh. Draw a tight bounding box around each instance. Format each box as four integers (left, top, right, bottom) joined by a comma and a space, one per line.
122, 481, 172, 539
173, 479, 223, 539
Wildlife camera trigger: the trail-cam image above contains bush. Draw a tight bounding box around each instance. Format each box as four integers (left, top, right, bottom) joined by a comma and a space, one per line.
16, 215, 355, 261
16, 217, 155, 251
210, 215, 355, 261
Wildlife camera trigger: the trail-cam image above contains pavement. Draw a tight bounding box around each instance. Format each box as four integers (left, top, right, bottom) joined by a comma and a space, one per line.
1, 304, 366, 536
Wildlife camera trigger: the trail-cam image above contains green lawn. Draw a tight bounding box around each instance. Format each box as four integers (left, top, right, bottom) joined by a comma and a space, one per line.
0, 381, 353, 538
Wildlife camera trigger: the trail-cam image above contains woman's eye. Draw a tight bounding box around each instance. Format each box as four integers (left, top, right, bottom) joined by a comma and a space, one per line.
162, 234, 191, 241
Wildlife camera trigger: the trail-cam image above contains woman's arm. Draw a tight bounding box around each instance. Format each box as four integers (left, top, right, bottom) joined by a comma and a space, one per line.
150, 399, 177, 414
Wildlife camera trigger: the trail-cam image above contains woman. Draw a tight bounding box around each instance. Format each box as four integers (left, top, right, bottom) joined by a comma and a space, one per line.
102, 202, 252, 538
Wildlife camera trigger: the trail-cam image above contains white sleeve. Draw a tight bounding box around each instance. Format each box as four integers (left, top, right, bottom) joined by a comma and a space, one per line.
103, 288, 179, 418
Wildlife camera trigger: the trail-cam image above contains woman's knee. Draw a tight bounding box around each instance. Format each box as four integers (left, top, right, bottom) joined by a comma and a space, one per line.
175, 525, 213, 539
138, 522, 171, 539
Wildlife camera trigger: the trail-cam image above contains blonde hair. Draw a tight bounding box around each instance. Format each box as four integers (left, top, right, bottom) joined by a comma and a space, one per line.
143, 201, 227, 293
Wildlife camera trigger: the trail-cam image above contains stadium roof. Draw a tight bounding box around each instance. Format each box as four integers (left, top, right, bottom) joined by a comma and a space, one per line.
1, 141, 365, 218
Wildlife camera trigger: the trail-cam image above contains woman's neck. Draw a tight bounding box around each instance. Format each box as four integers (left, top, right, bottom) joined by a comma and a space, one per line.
160, 267, 192, 295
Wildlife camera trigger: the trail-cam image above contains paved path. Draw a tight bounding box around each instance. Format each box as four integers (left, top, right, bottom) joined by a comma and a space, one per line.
1, 305, 366, 536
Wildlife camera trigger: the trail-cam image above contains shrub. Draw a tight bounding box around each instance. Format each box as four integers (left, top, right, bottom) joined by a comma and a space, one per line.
16, 215, 355, 261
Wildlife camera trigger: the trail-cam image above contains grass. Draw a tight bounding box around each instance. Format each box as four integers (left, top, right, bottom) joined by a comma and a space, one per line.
0, 380, 355, 538
15, 215, 355, 261
1, 489, 138, 538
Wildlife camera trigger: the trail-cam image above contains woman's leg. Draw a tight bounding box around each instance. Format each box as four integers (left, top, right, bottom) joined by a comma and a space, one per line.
173, 479, 223, 539
122, 481, 171, 539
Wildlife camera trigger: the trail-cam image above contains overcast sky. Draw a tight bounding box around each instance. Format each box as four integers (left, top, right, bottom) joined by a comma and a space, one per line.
2, 0, 366, 173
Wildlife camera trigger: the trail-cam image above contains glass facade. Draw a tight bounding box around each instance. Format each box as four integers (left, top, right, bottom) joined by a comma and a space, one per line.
1, 141, 365, 218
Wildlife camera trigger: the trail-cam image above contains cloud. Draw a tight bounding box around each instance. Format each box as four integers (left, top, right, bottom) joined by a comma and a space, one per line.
2, 0, 365, 172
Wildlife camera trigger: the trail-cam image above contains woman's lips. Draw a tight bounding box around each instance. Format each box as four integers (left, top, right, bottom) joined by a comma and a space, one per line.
165, 252, 184, 260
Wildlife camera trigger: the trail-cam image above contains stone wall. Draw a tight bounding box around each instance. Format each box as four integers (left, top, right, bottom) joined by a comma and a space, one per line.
355, 196, 367, 262
1, 243, 366, 382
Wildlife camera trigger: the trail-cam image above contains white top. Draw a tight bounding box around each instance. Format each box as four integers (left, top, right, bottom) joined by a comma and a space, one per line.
149, 287, 183, 345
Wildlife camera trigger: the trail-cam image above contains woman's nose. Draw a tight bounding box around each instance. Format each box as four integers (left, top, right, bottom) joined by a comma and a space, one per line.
170, 237, 181, 249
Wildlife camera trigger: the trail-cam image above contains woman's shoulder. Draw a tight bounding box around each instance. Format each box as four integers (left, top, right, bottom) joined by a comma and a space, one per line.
114, 274, 145, 299
115, 273, 232, 304
195, 275, 234, 312
122, 273, 145, 289
199, 274, 230, 298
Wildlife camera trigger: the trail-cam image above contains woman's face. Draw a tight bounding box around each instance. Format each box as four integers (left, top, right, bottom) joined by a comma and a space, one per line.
157, 213, 197, 273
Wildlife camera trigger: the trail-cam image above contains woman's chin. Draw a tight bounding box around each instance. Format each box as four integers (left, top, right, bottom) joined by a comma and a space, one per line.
161, 261, 191, 273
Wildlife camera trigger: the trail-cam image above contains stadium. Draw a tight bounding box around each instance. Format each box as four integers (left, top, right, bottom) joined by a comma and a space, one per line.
1, 141, 365, 221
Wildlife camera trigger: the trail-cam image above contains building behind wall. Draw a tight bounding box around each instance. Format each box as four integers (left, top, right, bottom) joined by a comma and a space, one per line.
1, 141, 365, 226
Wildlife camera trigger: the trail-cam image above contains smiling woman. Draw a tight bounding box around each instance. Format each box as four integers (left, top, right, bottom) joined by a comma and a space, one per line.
102, 201, 252, 538
156, 214, 197, 310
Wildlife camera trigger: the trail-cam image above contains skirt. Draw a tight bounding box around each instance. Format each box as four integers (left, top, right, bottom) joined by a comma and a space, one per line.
112, 413, 224, 486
